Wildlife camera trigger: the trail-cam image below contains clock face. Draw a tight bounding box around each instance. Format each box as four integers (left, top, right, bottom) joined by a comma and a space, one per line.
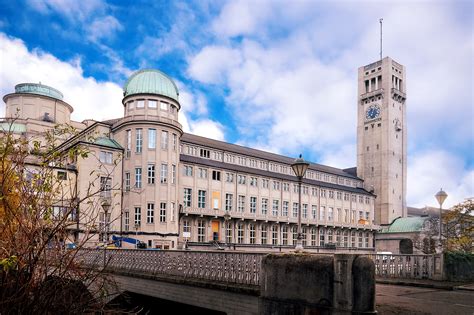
366, 104, 381, 120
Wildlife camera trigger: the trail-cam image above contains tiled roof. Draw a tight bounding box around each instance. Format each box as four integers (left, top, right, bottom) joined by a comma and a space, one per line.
181, 133, 360, 180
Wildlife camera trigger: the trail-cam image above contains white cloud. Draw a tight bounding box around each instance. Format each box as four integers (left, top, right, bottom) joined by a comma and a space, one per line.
27, 0, 106, 22
0, 33, 123, 121
86, 15, 123, 42
408, 150, 473, 208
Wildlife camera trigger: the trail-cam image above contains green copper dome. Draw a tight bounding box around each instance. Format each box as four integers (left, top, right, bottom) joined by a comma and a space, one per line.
123, 69, 179, 102
15, 83, 63, 101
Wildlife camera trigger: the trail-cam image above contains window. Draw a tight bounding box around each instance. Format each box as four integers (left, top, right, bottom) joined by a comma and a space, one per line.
344, 230, 349, 247
237, 223, 244, 244
148, 129, 156, 149
282, 201, 289, 217
99, 151, 113, 164
238, 175, 246, 185
283, 183, 290, 191
171, 165, 176, 184
172, 133, 177, 151
200, 148, 210, 158
198, 190, 206, 208
148, 100, 157, 108
147, 203, 154, 223
336, 230, 341, 246
282, 226, 288, 245
226, 222, 232, 244
328, 191, 334, 199
272, 200, 279, 216
261, 225, 268, 244
160, 203, 166, 222
183, 219, 190, 234
249, 224, 256, 244
100, 176, 111, 198
358, 232, 363, 247
135, 168, 142, 188
212, 170, 221, 181
238, 195, 245, 212
134, 207, 141, 226
250, 177, 257, 186
184, 188, 192, 207
319, 228, 325, 246
292, 202, 298, 218
312, 205, 317, 219
262, 198, 268, 215
250, 197, 257, 213
302, 204, 308, 219
273, 181, 280, 190
225, 194, 233, 211
161, 131, 168, 150
147, 164, 155, 184
328, 207, 334, 221
319, 206, 325, 221
184, 165, 193, 176
365, 232, 370, 248
327, 229, 333, 244
351, 231, 356, 247
336, 192, 342, 200
262, 179, 269, 189
136, 129, 142, 153
292, 226, 298, 245
344, 209, 349, 223
272, 225, 278, 245
57, 170, 67, 180
226, 173, 234, 182
311, 227, 317, 246
198, 168, 207, 179
302, 227, 307, 246
320, 189, 326, 198
125, 172, 130, 191
170, 202, 175, 221
126, 130, 132, 151
311, 187, 318, 196
160, 164, 168, 183
137, 100, 145, 108
124, 211, 129, 231
344, 193, 349, 201
198, 220, 205, 242
358, 195, 364, 203
160, 101, 168, 110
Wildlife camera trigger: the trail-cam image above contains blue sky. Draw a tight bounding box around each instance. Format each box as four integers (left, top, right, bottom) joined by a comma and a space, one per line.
0, 0, 472, 207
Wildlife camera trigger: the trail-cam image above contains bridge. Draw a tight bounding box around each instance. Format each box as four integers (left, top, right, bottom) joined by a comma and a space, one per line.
76, 249, 443, 314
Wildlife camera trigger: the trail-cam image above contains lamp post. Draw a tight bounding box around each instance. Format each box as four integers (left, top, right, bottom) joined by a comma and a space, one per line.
134, 223, 140, 249
435, 189, 448, 252
101, 200, 111, 267
223, 210, 231, 249
291, 155, 310, 252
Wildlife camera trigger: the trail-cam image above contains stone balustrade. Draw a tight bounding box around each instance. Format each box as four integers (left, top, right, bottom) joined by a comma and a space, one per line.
369, 254, 443, 280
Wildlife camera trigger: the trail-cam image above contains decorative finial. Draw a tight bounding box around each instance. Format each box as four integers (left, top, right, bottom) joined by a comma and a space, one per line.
299, 154, 302, 158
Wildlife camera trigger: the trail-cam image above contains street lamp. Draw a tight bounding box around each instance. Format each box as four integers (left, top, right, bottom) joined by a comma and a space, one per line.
223, 210, 231, 249
134, 223, 140, 249
435, 189, 448, 252
291, 154, 310, 252
101, 200, 111, 267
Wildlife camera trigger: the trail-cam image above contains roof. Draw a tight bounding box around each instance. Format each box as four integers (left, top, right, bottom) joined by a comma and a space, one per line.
123, 69, 179, 102
379, 216, 429, 234
0, 122, 27, 133
181, 133, 360, 180
15, 83, 63, 101
93, 137, 123, 150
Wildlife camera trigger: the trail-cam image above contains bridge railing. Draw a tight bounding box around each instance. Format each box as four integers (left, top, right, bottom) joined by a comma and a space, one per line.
76, 249, 264, 287
367, 254, 443, 280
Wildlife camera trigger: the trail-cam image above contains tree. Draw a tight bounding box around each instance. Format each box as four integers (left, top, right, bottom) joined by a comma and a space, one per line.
0, 120, 121, 313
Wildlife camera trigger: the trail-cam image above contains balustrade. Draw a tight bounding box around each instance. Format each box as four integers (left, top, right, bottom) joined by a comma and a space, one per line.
368, 254, 442, 280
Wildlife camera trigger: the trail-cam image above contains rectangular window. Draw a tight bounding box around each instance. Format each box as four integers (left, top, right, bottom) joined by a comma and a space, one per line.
238, 175, 246, 185
134, 207, 141, 226
99, 151, 113, 164
198, 168, 207, 179
125, 172, 130, 191
250, 177, 257, 186
100, 176, 112, 198
320, 189, 326, 198
183, 188, 192, 207
137, 100, 145, 108
282, 201, 289, 217
172, 133, 177, 151
302, 204, 308, 219
328, 207, 334, 221
184, 165, 193, 176
312, 205, 317, 219
160, 101, 168, 111
126, 130, 132, 151
238, 195, 245, 212
311, 228, 317, 246
147, 203, 154, 223
161, 131, 168, 150
200, 148, 210, 158
272, 225, 278, 245
135, 168, 142, 188
148, 100, 157, 108
328, 191, 334, 199
148, 129, 156, 149
225, 222, 232, 243
249, 224, 256, 244
272, 181, 280, 190
262, 179, 269, 188
198, 220, 205, 242
171, 202, 175, 221
226, 173, 234, 183
261, 225, 268, 244
198, 190, 206, 208
57, 170, 67, 180
250, 197, 257, 213
272, 200, 279, 216
124, 211, 129, 231
171, 164, 176, 184
237, 223, 244, 244
344, 209, 349, 223
225, 193, 233, 211
211, 170, 221, 181
282, 226, 288, 245
136, 129, 142, 153
292, 202, 298, 218
320, 206, 325, 221
160, 164, 168, 183
147, 164, 155, 184
261, 198, 268, 215
160, 202, 166, 222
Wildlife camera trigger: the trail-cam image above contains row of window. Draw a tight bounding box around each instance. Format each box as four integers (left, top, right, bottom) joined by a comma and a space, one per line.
182, 145, 362, 188
124, 164, 177, 190
183, 219, 371, 247
126, 129, 178, 153
127, 99, 178, 114
183, 189, 371, 223
123, 202, 176, 230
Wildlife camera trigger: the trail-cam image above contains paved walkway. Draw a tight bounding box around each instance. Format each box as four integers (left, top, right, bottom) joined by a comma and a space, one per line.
376, 277, 474, 291
376, 283, 474, 314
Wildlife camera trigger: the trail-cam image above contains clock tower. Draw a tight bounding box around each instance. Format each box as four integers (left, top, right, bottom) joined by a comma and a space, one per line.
356, 57, 407, 225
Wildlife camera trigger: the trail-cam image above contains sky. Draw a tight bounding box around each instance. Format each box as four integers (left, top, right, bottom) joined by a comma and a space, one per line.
0, 0, 472, 208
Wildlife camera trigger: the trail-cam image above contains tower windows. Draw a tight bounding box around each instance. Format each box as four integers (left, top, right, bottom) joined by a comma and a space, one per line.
136, 129, 142, 153
148, 100, 157, 108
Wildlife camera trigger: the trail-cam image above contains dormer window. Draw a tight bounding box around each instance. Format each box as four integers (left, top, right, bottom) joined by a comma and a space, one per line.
148, 100, 157, 108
